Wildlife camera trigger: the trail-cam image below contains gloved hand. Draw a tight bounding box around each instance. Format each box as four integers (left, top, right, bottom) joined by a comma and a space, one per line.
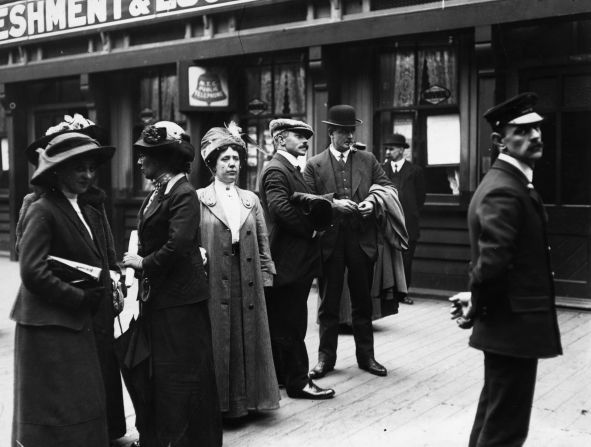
84, 287, 105, 314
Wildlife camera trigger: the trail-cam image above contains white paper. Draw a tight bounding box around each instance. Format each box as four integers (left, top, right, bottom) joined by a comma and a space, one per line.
426, 114, 460, 165
1, 138, 9, 171
125, 230, 138, 288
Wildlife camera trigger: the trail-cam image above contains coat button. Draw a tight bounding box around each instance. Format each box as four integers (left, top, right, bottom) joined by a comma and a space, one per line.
246, 230, 252, 235
248, 303, 254, 309
247, 257, 252, 262
547, 246, 551, 251
248, 281, 254, 286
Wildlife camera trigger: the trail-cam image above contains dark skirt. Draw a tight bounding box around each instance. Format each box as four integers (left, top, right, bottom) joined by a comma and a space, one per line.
12, 321, 109, 447
140, 301, 222, 447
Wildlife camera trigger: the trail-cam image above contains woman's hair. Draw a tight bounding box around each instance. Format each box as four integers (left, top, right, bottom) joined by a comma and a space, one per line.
204, 144, 245, 173
144, 146, 192, 174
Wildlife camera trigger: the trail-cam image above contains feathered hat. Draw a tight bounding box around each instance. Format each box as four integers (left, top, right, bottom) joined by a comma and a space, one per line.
133, 121, 195, 162
200, 121, 246, 163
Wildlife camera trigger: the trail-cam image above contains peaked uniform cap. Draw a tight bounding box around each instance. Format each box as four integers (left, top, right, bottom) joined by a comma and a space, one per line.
133, 121, 195, 162
322, 105, 363, 127
483, 92, 543, 129
31, 132, 115, 185
269, 119, 314, 139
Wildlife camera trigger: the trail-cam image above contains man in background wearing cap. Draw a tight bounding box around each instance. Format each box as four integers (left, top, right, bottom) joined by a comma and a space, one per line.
450, 92, 562, 446
259, 118, 335, 400
304, 105, 392, 379
382, 133, 425, 305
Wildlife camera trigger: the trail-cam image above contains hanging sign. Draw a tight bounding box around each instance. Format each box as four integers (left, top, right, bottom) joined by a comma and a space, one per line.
421, 85, 451, 105
247, 98, 267, 116
0, 0, 264, 45
179, 61, 231, 111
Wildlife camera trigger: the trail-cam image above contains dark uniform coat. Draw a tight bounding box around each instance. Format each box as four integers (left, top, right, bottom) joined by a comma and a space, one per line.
467, 159, 562, 359
11, 189, 114, 446
197, 184, 279, 415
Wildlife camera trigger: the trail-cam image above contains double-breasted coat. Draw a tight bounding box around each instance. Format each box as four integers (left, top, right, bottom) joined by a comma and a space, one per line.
197, 183, 279, 415
11, 188, 117, 446
467, 159, 562, 358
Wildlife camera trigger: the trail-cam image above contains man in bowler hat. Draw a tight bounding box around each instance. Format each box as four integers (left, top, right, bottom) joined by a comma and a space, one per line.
450, 92, 562, 446
304, 105, 392, 379
259, 118, 335, 400
382, 134, 426, 304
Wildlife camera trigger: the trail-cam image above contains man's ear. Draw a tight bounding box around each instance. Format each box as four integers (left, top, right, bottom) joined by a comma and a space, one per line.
491, 132, 506, 152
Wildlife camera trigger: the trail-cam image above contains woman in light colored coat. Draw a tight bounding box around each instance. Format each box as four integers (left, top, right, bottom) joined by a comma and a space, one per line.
197, 123, 279, 418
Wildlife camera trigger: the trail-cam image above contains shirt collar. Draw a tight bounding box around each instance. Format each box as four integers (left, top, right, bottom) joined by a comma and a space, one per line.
391, 158, 405, 170
330, 145, 350, 162
163, 173, 186, 194
498, 153, 533, 183
214, 176, 237, 193
277, 150, 300, 168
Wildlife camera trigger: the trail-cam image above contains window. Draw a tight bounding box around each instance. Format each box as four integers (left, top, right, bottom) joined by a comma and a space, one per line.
241, 52, 307, 191
376, 41, 460, 195
132, 65, 184, 194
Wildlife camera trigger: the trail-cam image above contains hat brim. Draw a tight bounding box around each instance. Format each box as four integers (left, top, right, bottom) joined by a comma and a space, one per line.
31, 146, 115, 185
134, 139, 196, 163
26, 125, 108, 166
274, 126, 314, 139
384, 142, 409, 149
322, 119, 363, 127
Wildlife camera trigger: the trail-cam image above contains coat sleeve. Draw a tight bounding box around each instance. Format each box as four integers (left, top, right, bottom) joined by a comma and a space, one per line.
302, 162, 319, 194
19, 204, 86, 309
262, 167, 315, 238
253, 197, 276, 286
470, 188, 523, 287
370, 154, 393, 190
142, 187, 200, 277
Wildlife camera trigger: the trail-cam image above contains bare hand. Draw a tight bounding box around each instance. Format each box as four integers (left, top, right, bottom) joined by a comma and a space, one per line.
358, 200, 374, 217
333, 198, 358, 214
449, 291, 473, 329
122, 252, 143, 271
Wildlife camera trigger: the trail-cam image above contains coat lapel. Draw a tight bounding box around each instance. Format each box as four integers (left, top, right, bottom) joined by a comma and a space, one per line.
274, 152, 309, 192
237, 188, 255, 229
199, 183, 231, 228
315, 149, 337, 194
52, 194, 101, 258
350, 150, 363, 197
82, 205, 107, 261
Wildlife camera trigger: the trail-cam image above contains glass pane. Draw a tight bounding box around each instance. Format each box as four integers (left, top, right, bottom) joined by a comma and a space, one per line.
561, 111, 591, 205
564, 75, 591, 109
245, 66, 273, 116
0, 137, 9, 189
160, 73, 180, 122
424, 166, 460, 195
392, 115, 414, 162
378, 52, 415, 108
273, 63, 306, 115
426, 114, 460, 165
418, 48, 457, 105
528, 77, 558, 110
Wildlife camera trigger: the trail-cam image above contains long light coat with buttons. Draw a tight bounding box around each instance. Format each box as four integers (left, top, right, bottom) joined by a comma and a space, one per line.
197, 183, 280, 413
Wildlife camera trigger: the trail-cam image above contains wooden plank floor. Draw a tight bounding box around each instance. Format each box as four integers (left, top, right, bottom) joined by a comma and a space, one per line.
221, 290, 591, 447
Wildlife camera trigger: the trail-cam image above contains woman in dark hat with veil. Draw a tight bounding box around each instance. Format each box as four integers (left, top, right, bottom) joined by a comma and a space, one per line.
122, 121, 222, 447
11, 131, 118, 446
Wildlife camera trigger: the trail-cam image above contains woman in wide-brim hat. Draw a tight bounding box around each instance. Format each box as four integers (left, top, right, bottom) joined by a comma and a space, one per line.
16, 116, 128, 443
122, 121, 222, 446
11, 132, 119, 447
197, 122, 279, 419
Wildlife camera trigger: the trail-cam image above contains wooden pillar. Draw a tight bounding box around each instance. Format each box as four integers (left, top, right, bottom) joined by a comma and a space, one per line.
309, 46, 328, 156
475, 26, 497, 178
1, 83, 29, 261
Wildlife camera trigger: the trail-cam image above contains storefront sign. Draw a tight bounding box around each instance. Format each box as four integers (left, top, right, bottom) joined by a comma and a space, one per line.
247, 98, 267, 115
0, 0, 263, 45
421, 85, 451, 105
179, 61, 231, 110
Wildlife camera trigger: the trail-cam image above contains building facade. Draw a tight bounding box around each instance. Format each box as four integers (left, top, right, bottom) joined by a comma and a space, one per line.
1, 0, 590, 304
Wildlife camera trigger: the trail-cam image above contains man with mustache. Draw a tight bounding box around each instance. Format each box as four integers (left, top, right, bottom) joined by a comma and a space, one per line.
259, 118, 335, 400
450, 92, 562, 446
304, 105, 392, 379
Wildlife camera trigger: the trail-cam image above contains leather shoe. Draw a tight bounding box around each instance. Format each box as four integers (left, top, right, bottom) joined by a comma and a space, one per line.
308, 361, 334, 379
287, 379, 335, 400
400, 296, 414, 305
358, 358, 387, 376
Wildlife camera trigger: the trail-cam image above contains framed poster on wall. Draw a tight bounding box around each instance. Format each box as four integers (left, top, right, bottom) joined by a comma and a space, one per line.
178, 61, 231, 111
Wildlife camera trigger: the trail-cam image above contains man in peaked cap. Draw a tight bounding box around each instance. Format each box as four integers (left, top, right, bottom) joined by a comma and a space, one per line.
304, 105, 392, 379
450, 92, 562, 446
258, 118, 335, 400
382, 133, 425, 304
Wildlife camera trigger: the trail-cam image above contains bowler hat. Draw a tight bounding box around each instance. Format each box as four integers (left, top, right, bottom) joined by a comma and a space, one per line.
200, 121, 246, 164
383, 134, 409, 149
31, 132, 115, 186
483, 92, 543, 129
26, 114, 107, 166
269, 118, 314, 139
134, 121, 195, 163
322, 105, 363, 127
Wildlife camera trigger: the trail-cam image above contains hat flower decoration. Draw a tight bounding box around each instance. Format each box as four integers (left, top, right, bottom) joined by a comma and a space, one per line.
45, 113, 95, 136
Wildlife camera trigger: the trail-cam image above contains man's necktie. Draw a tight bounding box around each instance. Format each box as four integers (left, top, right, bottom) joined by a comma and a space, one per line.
394, 164, 398, 173
339, 153, 345, 167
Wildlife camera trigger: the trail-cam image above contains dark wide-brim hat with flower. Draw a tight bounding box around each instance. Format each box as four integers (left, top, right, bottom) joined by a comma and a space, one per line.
31, 132, 115, 186
133, 121, 195, 162
26, 114, 108, 166
200, 121, 246, 163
